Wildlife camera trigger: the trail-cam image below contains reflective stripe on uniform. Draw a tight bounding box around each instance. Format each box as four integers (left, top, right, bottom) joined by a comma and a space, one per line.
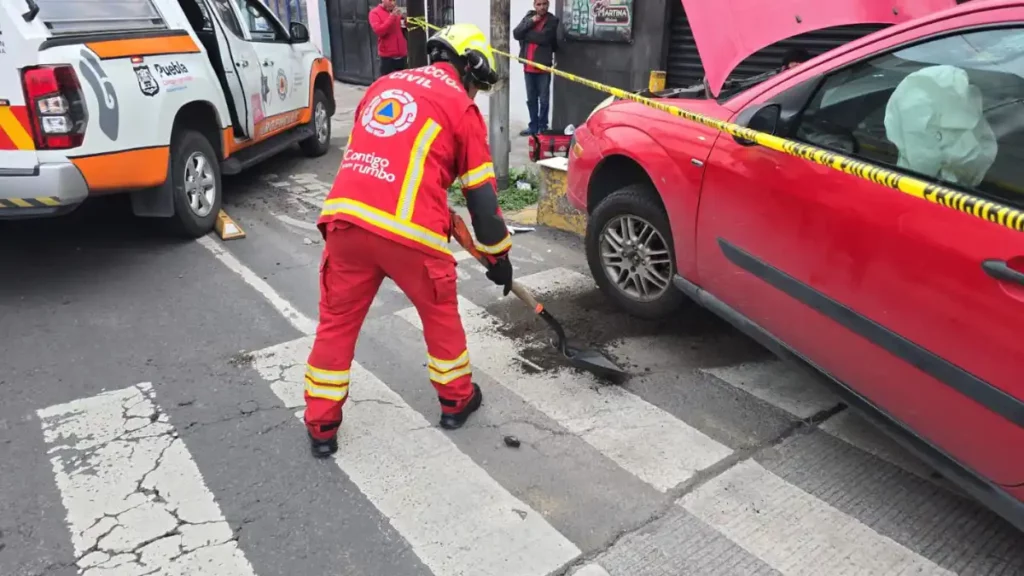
397, 119, 443, 221
305, 364, 351, 401
428, 350, 472, 385
476, 233, 513, 255
459, 162, 495, 189
321, 197, 453, 256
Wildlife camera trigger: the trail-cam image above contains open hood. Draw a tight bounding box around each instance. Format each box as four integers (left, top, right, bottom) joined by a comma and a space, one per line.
680, 0, 959, 97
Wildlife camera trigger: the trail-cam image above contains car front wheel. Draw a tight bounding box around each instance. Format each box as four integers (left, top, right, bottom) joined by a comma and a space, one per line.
585, 184, 685, 319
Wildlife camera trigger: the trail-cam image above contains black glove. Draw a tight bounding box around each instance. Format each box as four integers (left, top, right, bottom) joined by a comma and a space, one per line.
485, 255, 513, 296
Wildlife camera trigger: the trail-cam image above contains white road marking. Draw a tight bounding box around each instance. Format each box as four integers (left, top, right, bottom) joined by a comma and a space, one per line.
37, 383, 257, 576
197, 235, 317, 334
255, 335, 582, 576
513, 266, 594, 295
571, 563, 612, 576
203, 235, 581, 575
678, 459, 953, 576
272, 212, 319, 232
701, 360, 840, 420
819, 410, 939, 482
395, 267, 733, 492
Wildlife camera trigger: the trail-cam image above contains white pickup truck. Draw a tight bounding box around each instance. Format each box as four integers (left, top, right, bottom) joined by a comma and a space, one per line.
0, 0, 334, 236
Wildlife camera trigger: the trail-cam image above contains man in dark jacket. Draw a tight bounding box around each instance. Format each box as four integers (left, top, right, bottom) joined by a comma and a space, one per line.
513, 0, 561, 136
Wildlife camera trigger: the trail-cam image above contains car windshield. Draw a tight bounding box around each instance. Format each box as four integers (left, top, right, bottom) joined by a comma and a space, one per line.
716, 68, 783, 101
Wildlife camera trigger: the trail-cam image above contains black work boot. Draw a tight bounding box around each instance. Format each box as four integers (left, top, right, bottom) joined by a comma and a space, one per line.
308, 421, 340, 458
439, 383, 483, 430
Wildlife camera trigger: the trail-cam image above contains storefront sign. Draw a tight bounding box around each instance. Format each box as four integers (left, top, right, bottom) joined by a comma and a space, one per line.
561, 0, 634, 43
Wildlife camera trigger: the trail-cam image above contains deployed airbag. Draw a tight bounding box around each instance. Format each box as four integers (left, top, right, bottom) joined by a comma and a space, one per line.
883, 65, 997, 187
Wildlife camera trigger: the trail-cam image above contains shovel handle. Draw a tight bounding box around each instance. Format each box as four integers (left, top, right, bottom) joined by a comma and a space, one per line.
449, 211, 544, 313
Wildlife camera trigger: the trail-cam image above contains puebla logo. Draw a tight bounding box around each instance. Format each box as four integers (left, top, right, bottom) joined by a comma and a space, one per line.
360, 89, 417, 138
276, 68, 287, 100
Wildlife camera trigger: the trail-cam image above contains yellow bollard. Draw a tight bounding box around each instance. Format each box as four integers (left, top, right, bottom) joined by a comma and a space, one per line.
648, 70, 666, 93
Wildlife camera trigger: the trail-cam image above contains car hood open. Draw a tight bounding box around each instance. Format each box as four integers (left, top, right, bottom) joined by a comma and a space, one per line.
681, 0, 959, 97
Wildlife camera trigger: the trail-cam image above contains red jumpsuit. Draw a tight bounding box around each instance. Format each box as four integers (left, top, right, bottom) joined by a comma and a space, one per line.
304, 61, 512, 440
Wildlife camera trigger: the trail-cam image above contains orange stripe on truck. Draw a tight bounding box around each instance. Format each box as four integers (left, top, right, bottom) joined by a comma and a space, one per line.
70, 146, 170, 192
86, 32, 200, 59
299, 57, 334, 124
0, 106, 36, 150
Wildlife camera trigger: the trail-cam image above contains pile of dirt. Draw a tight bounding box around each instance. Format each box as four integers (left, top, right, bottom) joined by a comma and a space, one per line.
486, 281, 766, 379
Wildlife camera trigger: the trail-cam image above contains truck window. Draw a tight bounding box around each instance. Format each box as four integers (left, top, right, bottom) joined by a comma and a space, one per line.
35, 0, 166, 35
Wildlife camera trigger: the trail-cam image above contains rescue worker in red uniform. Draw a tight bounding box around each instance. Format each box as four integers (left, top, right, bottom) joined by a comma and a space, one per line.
303, 23, 513, 458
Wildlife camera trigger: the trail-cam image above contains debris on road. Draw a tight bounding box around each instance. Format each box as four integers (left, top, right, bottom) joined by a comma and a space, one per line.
508, 225, 535, 235
503, 435, 521, 448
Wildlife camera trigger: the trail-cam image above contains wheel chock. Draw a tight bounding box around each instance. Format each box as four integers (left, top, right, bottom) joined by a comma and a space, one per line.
215, 209, 246, 240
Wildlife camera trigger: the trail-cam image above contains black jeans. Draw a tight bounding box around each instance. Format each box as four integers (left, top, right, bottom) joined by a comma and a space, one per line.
379, 56, 407, 77
524, 71, 551, 134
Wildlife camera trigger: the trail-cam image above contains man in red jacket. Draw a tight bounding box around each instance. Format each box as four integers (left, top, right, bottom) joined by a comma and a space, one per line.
303, 23, 511, 458
369, 0, 408, 76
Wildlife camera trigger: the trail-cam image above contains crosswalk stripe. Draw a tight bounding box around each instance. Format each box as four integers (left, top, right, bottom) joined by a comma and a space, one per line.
395, 267, 734, 492
36, 383, 258, 575
700, 360, 840, 420
677, 459, 953, 576
818, 410, 940, 483
254, 335, 582, 576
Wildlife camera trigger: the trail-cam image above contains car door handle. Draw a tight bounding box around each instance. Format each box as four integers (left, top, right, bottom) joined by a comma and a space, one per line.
982, 259, 1024, 286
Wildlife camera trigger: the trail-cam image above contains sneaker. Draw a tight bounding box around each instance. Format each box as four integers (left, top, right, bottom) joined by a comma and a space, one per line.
519, 128, 534, 137
439, 383, 483, 430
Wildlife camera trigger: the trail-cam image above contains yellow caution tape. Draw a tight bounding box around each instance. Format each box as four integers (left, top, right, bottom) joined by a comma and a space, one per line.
406, 17, 1024, 233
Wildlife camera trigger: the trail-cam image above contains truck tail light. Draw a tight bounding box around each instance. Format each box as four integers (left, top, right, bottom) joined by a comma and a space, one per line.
21, 65, 87, 150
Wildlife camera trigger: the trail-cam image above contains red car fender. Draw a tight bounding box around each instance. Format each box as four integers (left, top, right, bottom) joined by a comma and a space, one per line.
591, 124, 710, 280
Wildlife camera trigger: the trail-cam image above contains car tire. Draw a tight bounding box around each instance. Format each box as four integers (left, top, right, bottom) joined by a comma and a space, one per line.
585, 184, 685, 320
300, 88, 331, 157
169, 129, 222, 238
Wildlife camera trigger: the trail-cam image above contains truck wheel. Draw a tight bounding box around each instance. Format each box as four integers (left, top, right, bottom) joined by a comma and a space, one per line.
585, 184, 685, 320
300, 88, 331, 157
169, 129, 222, 238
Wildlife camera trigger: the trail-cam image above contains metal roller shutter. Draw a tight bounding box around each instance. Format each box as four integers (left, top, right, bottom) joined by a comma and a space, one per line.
665, 1, 703, 88
665, 1, 888, 89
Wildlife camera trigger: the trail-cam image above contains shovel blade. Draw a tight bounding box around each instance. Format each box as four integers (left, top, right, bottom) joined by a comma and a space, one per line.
564, 345, 629, 383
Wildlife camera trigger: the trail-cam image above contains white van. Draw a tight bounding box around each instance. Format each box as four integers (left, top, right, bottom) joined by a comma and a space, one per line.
0, 0, 334, 236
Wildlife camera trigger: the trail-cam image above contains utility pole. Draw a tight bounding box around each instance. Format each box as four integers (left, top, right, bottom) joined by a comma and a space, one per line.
406, 0, 427, 68
489, 0, 511, 192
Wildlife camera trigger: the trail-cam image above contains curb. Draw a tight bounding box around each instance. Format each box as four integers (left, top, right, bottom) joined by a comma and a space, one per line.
536, 157, 586, 237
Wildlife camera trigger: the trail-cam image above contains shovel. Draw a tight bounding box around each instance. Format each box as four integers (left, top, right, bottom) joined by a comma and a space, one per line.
450, 212, 629, 383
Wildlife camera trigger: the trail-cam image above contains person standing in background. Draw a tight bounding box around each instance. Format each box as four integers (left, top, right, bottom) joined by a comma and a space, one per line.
369, 0, 408, 77
513, 0, 561, 136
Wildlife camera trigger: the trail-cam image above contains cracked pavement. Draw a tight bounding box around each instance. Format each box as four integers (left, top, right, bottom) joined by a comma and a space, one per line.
37, 383, 255, 576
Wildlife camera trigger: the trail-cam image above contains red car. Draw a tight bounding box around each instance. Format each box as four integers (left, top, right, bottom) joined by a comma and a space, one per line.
567, 0, 1024, 530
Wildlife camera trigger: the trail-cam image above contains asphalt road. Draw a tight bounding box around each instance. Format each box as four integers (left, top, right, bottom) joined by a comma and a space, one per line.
1, 83, 1023, 576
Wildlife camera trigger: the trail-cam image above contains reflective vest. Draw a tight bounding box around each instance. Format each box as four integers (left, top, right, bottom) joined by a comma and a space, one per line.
318, 62, 511, 262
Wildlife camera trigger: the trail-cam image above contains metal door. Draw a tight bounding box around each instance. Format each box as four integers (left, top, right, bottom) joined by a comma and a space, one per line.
326, 0, 375, 84
327, 0, 414, 84
665, 0, 887, 89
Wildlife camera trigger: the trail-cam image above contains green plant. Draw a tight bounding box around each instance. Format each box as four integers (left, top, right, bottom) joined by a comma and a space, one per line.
447, 166, 540, 211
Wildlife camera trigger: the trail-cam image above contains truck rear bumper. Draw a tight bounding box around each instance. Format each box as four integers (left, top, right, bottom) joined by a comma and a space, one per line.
0, 163, 89, 219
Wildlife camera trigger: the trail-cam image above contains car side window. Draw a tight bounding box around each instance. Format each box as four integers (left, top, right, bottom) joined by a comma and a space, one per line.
236, 0, 288, 42
207, 0, 245, 37
793, 26, 1024, 209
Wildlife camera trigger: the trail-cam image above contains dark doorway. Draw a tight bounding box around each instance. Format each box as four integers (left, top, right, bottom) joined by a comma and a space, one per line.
326, 0, 375, 84
427, 0, 453, 28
